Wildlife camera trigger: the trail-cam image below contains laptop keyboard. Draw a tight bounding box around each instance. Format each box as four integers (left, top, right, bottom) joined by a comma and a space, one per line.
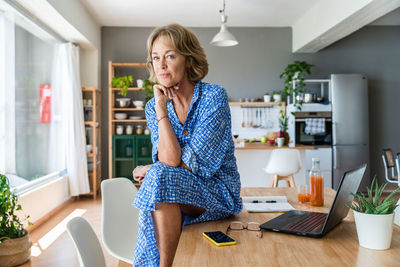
282, 212, 327, 233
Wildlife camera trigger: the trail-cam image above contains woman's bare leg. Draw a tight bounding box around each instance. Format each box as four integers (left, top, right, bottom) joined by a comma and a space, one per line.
152, 203, 182, 267
152, 203, 205, 267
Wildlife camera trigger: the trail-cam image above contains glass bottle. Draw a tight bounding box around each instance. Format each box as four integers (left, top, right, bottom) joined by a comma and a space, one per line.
309, 157, 324, 206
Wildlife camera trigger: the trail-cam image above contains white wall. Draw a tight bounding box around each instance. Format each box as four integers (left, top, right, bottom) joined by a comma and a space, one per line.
17, 176, 70, 227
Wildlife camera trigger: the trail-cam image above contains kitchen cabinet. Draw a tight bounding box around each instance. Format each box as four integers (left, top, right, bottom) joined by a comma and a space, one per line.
108, 61, 151, 178
82, 87, 101, 199
112, 135, 152, 183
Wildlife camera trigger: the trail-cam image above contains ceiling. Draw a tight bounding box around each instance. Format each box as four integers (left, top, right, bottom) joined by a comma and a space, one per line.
79, 0, 320, 27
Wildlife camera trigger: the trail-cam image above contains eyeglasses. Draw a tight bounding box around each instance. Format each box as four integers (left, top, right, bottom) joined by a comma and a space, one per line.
226, 221, 263, 238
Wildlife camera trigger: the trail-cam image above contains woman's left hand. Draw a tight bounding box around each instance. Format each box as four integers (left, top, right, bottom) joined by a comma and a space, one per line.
132, 164, 153, 183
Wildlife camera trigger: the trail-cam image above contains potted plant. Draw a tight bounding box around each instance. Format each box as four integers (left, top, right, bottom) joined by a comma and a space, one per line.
141, 79, 155, 106
263, 93, 271, 103
280, 61, 314, 112
0, 174, 32, 267
347, 177, 400, 250
278, 109, 289, 145
272, 90, 282, 102
112, 75, 133, 97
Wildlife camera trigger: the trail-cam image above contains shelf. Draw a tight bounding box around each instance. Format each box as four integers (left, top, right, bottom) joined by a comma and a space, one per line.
112, 87, 145, 91
84, 121, 100, 127
137, 157, 152, 161
112, 119, 146, 122
115, 157, 135, 161
112, 108, 144, 111
229, 102, 285, 107
109, 61, 149, 179
303, 79, 330, 83
82, 87, 101, 92
111, 62, 147, 67
82, 86, 101, 199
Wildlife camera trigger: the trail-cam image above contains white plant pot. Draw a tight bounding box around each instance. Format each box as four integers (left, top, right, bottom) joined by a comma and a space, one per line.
273, 94, 281, 102
353, 210, 394, 250
263, 95, 271, 102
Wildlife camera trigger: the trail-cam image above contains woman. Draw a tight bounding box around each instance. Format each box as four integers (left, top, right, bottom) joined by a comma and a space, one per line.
132, 24, 242, 267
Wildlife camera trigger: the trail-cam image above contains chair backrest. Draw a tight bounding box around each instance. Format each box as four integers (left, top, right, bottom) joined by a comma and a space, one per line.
66, 217, 106, 267
101, 178, 139, 264
382, 148, 398, 183
264, 149, 302, 176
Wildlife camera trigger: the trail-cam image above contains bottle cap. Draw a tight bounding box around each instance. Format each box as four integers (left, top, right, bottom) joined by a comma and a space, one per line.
312, 157, 320, 162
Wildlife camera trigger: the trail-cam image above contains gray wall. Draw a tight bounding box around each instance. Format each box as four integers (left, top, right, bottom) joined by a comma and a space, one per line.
101, 26, 400, 183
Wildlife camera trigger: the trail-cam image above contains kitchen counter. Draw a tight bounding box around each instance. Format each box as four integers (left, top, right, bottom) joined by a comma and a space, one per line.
235, 143, 315, 150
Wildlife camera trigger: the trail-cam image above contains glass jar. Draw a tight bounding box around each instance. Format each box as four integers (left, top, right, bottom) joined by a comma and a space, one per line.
126, 125, 133, 135
116, 125, 124, 135
144, 126, 150, 135
141, 146, 149, 157
309, 158, 324, 206
136, 125, 143, 135
125, 142, 133, 157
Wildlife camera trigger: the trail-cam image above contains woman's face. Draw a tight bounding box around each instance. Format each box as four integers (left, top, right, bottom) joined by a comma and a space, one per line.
151, 35, 187, 88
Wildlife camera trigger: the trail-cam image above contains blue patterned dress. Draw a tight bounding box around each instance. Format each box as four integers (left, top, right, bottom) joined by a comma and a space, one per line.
133, 81, 242, 266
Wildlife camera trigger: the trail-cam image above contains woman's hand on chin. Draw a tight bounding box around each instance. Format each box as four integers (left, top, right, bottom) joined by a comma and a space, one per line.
154, 84, 179, 105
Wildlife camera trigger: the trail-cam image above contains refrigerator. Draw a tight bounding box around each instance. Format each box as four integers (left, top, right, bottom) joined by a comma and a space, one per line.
331, 74, 370, 190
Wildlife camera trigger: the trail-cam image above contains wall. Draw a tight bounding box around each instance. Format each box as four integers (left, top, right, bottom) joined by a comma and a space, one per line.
17, 176, 70, 226
101, 26, 400, 184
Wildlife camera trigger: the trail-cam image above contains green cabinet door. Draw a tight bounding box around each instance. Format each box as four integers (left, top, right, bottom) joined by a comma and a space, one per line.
112, 135, 153, 181
135, 135, 153, 166
112, 135, 135, 179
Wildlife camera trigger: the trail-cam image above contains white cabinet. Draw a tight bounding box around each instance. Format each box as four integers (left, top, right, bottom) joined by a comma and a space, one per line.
305, 147, 332, 188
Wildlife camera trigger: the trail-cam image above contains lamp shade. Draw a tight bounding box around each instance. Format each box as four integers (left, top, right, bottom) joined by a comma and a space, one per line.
210, 24, 238, 47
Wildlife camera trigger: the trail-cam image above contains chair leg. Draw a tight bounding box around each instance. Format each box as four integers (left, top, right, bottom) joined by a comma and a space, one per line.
273, 175, 279, 187
288, 175, 295, 187
269, 174, 274, 187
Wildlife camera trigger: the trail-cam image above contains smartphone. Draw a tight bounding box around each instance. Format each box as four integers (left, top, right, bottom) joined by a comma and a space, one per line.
202, 231, 236, 246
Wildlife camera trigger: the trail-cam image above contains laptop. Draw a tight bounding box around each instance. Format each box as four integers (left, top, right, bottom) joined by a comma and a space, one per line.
260, 164, 367, 238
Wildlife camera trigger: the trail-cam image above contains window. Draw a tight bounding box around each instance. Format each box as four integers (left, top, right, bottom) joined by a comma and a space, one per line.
0, 2, 61, 190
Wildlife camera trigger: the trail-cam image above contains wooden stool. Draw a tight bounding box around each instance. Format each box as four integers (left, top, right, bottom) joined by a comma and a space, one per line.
269, 174, 295, 188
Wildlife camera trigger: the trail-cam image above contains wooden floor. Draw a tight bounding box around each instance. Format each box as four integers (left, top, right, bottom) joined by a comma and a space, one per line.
20, 196, 125, 267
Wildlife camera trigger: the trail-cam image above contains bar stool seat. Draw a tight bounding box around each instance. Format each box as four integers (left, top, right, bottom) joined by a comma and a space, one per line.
264, 149, 302, 188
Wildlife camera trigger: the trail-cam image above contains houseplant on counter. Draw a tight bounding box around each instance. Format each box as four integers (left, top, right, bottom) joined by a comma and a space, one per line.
112, 75, 133, 97
278, 109, 289, 145
280, 60, 314, 112
347, 177, 400, 250
0, 174, 32, 267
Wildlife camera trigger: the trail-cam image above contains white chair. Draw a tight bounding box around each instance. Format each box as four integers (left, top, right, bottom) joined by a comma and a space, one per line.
66, 217, 106, 267
101, 178, 139, 264
264, 149, 302, 187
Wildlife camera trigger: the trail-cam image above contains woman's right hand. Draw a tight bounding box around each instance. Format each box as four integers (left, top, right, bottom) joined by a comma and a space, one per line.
132, 164, 153, 183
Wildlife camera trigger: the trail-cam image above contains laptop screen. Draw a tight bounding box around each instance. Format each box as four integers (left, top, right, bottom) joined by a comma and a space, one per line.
323, 164, 367, 233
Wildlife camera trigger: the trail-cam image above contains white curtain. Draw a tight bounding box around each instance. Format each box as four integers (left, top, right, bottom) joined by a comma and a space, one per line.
49, 43, 89, 196
0, 12, 16, 174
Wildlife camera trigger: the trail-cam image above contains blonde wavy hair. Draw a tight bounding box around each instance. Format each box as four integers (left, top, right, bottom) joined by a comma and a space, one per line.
146, 24, 208, 83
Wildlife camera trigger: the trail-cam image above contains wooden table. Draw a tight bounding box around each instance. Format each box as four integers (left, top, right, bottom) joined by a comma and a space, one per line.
173, 187, 400, 266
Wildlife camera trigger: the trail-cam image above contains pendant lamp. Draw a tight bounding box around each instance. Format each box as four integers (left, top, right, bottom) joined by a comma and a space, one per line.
210, 0, 238, 47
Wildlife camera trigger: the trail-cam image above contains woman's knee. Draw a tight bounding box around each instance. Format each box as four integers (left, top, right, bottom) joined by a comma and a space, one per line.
180, 203, 206, 218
